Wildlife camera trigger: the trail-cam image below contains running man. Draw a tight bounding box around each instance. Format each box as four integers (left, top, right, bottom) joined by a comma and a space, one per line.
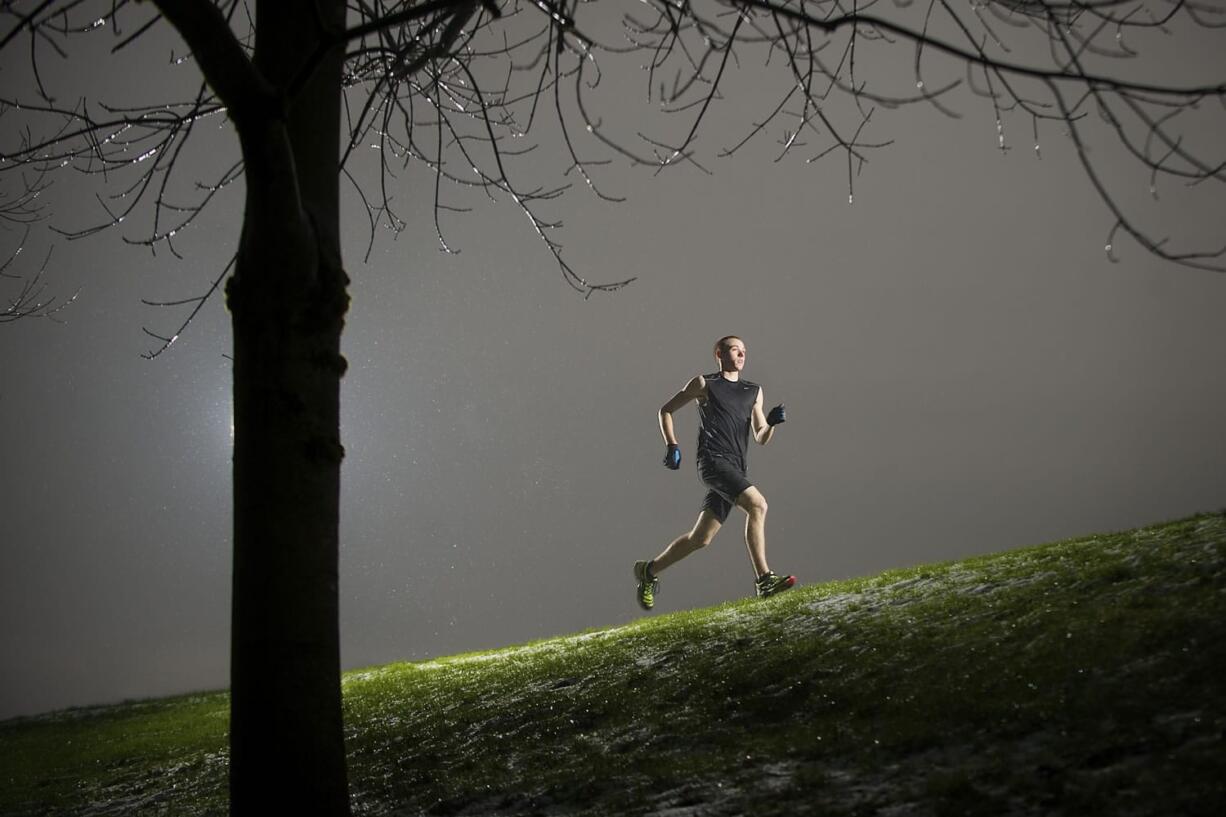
634, 335, 795, 610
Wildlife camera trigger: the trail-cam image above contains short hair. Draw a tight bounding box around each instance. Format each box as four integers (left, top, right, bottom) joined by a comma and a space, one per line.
713, 335, 743, 358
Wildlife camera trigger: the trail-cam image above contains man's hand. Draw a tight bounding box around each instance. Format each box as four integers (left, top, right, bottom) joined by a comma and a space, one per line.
766, 404, 786, 427
663, 444, 682, 470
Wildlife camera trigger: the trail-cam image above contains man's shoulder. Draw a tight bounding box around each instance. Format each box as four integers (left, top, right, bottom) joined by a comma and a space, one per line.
683, 374, 711, 398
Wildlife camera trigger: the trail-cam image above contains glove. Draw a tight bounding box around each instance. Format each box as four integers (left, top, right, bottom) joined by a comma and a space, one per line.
766, 404, 786, 427
663, 444, 682, 470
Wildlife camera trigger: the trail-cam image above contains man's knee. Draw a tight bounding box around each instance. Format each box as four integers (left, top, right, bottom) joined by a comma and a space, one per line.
738, 490, 768, 516
689, 515, 721, 548
687, 526, 718, 549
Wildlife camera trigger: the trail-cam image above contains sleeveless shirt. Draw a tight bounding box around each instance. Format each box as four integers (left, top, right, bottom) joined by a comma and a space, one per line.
696, 373, 760, 469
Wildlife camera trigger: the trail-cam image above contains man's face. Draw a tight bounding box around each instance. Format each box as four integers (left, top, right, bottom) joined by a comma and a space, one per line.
717, 338, 747, 373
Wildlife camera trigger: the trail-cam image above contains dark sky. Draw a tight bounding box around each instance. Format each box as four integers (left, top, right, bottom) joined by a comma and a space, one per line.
2, 5, 1224, 721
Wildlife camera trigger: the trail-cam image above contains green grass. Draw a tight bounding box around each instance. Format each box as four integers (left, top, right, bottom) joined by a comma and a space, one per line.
4, 512, 1225, 816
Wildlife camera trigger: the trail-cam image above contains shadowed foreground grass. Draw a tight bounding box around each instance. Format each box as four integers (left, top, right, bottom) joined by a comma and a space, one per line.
3, 512, 1225, 816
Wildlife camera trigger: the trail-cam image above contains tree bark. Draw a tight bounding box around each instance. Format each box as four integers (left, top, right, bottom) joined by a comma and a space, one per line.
150, 0, 350, 810
224, 1, 350, 813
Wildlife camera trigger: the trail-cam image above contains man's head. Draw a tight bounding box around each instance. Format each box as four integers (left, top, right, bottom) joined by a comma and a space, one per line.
713, 335, 746, 374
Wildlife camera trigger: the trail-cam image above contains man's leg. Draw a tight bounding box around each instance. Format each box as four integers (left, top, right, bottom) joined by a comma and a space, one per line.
736, 486, 796, 597
735, 486, 770, 578
650, 511, 723, 575
634, 511, 722, 610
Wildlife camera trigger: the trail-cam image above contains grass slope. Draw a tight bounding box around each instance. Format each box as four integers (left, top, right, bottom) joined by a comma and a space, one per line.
3, 512, 1225, 816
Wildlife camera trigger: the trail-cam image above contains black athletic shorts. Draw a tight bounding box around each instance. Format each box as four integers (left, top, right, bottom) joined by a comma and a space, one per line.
698, 456, 753, 523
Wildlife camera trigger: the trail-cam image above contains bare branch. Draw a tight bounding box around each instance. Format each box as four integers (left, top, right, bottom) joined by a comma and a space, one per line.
148, 0, 274, 128
1, 231, 77, 323
139, 251, 234, 358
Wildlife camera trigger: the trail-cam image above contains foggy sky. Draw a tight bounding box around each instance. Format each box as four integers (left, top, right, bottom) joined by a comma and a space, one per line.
2, 6, 1224, 721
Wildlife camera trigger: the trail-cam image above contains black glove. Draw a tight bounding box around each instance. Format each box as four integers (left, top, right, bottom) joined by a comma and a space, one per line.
766, 404, 786, 427
663, 444, 682, 470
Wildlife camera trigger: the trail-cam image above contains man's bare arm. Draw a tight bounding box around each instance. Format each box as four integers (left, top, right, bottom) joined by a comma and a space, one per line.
659, 375, 706, 445
752, 388, 775, 446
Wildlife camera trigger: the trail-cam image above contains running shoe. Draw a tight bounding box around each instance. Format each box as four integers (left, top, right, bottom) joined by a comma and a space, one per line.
755, 571, 796, 598
634, 560, 658, 610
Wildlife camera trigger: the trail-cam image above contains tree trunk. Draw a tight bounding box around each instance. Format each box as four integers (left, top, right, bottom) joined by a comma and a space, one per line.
227, 1, 350, 813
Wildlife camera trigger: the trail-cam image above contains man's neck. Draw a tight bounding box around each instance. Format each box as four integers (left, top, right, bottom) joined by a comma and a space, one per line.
720, 370, 741, 382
